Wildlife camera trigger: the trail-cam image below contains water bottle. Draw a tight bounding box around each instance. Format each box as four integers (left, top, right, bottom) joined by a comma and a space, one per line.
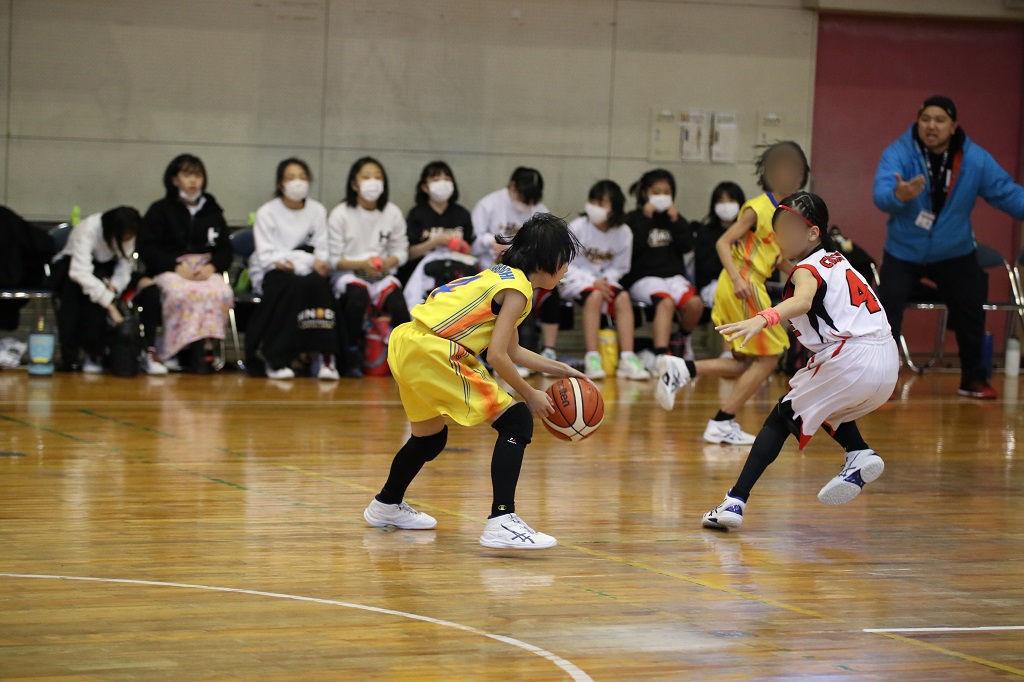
598, 328, 619, 376
981, 331, 993, 381
28, 316, 55, 376
1005, 338, 1020, 378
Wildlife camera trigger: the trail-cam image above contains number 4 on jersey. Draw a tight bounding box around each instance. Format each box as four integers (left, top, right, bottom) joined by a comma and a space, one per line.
846, 269, 881, 313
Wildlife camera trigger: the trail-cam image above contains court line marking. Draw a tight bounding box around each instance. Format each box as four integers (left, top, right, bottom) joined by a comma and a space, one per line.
865, 626, 1024, 633
8, 410, 1024, 677
0, 573, 593, 682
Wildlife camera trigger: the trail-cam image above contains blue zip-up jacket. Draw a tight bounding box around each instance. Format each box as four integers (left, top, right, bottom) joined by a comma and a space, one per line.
873, 124, 1024, 264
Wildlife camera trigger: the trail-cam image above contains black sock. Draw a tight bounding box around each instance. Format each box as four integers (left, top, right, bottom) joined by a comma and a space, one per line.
654, 346, 669, 356
729, 408, 792, 501
685, 359, 697, 377
376, 428, 447, 505
828, 421, 869, 452
713, 410, 735, 422
489, 404, 532, 518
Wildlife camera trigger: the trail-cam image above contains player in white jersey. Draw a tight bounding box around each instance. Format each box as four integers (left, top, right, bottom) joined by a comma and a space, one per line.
657, 192, 898, 530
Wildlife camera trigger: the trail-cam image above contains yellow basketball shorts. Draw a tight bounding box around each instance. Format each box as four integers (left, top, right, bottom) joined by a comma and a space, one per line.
387, 321, 516, 426
711, 271, 790, 357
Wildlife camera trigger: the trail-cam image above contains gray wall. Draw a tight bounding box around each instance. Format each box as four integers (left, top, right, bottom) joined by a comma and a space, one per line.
0, 0, 818, 224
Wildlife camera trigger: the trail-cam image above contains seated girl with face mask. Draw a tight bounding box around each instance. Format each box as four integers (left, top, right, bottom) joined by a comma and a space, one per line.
471, 167, 549, 271
327, 156, 411, 377
694, 181, 746, 314
401, 160, 477, 310
247, 157, 339, 380
621, 168, 705, 365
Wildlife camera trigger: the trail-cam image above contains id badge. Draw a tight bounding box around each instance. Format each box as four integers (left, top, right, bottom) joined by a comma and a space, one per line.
915, 210, 935, 230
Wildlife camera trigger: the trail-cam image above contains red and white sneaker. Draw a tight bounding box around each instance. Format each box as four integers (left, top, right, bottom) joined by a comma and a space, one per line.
958, 382, 997, 400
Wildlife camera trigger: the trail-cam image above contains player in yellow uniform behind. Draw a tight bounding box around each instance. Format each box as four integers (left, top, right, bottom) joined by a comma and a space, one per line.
657, 141, 809, 446
364, 213, 586, 550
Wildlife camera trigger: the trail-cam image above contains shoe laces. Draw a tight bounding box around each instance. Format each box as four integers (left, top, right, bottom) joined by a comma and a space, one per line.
397, 502, 419, 516
504, 514, 536, 534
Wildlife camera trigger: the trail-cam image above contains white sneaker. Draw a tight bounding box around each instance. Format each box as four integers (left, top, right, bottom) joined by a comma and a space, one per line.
82, 356, 103, 374
616, 351, 650, 380
0, 338, 26, 368
584, 351, 606, 380
703, 419, 757, 446
702, 494, 746, 530
364, 498, 438, 530
637, 349, 657, 374
681, 335, 695, 361
143, 348, 168, 376
817, 449, 885, 506
480, 513, 557, 550
163, 355, 182, 372
266, 366, 295, 380
655, 355, 691, 410
515, 364, 531, 378
316, 354, 340, 381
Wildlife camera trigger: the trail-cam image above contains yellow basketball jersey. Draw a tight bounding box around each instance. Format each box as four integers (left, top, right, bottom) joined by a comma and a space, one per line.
411, 264, 534, 355
733, 192, 783, 282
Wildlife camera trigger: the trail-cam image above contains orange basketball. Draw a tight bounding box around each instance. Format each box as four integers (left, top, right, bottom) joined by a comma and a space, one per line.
541, 377, 604, 442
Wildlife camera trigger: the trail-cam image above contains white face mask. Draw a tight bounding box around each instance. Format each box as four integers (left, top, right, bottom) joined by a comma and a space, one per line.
359, 178, 384, 203
179, 189, 202, 204
511, 198, 531, 214
282, 179, 309, 202
714, 201, 740, 222
649, 194, 673, 213
584, 202, 609, 225
427, 179, 454, 203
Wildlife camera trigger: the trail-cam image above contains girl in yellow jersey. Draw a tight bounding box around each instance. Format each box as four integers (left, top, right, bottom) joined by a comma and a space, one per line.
363, 213, 586, 550
656, 141, 810, 446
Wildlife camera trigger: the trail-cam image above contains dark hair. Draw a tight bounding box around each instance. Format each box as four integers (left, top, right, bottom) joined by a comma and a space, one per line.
497, 212, 581, 275
628, 168, 676, 208
772, 191, 837, 252
587, 179, 626, 228
101, 206, 142, 259
163, 154, 207, 198
415, 160, 460, 206
755, 141, 809, 192
707, 181, 746, 230
509, 167, 544, 205
345, 156, 389, 209
274, 157, 313, 198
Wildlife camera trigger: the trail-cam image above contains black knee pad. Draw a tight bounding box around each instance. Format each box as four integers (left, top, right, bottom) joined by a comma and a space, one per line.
765, 399, 802, 438
491, 402, 533, 445
413, 426, 448, 462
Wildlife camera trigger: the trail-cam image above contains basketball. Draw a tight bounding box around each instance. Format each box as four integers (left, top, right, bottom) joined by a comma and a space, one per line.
541, 377, 604, 442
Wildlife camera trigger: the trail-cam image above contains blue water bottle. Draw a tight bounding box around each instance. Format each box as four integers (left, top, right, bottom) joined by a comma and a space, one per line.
28, 316, 55, 376
981, 331, 993, 381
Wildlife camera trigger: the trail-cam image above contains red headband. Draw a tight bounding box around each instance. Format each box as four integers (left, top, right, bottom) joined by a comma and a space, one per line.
777, 204, 818, 230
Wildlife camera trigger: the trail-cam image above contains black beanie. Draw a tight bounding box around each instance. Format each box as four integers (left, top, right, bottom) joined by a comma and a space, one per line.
919, 95, 957, 121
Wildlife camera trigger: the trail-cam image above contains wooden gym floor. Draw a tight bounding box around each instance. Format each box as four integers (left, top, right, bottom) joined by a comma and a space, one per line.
1, 368, 1022, 680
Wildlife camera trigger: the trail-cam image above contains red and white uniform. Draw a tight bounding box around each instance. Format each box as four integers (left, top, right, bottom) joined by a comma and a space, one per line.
782, 248, 898, 448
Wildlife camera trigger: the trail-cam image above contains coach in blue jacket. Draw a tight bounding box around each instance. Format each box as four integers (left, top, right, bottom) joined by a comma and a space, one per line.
873, 96, 1024, 400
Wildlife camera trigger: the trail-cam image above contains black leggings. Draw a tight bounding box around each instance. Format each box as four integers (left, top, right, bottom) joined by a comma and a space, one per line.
340, 285, 409, 353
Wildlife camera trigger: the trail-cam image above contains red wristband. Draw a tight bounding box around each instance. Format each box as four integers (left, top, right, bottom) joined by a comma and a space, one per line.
756, 308, 781, 327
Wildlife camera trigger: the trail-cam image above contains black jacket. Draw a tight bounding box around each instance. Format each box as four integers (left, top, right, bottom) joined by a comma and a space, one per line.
139, 194, 232, 276
694, 220, 727, 290
622, 209, 693, 289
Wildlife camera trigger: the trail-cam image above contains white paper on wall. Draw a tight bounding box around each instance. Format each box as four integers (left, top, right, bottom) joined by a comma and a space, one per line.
711, 111, 738, 164
679, 110, 708, 162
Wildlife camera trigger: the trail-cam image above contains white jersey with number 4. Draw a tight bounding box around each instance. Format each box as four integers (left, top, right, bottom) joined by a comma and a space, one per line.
783, 248, 891, 354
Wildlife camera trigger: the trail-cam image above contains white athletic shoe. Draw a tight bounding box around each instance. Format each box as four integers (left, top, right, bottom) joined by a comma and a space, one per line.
817, 449, 885, 506
702, 494, 746, 530
480, 513, 557, 550
637, 348, 658, 374
655, 355, 691, 410
515, 364, 532, 378
616, 351, 651, 380
703, 419, 756, 446
540, 347, 558, 376
163, 355, 182, 372
363, 498, 438, 530
143, 348, 169, 376
316, 354, 340, 381
584, 351, 606, 380
266, 366, 295, 380
82, 356, 103, 374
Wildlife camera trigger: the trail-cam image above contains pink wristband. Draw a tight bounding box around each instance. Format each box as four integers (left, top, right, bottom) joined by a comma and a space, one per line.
756, 308, 781, 327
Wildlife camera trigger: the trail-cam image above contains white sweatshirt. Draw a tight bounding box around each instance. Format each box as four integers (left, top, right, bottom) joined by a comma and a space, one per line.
55, 212, 135, 308
470, 188, 549, 269
326, 202, 409, 275
563, 215, 633, 288
249, 197, 329, 294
